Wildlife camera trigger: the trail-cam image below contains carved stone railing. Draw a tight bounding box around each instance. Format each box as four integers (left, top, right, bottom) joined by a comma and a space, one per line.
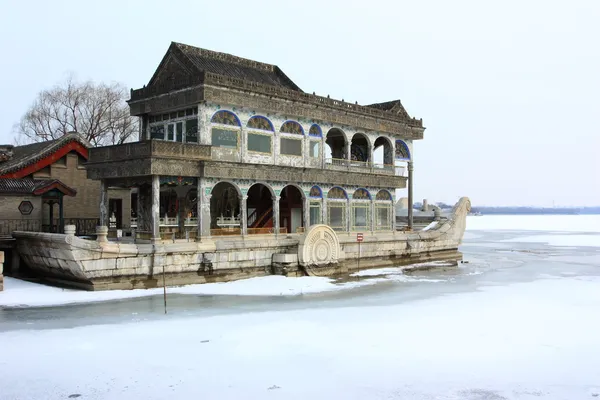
326, 158, 395, 175
128, 71, 423, 128
203, 73, 424, 128
88, 140, 211, 163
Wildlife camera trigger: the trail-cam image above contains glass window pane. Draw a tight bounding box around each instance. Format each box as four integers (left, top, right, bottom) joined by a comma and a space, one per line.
186, 119, 198, 143
211, 128, 238, 148
150, 125, 165, 140
310, 141, 320, 158
248, 133, 271, 153
167, 124, 174, 141
176, 122, 183, 142
280, 138, 302, 156
353, 206, 369, 228
376, 206, 390, 230
309, 203, 321, 225
328, 204, 346, 231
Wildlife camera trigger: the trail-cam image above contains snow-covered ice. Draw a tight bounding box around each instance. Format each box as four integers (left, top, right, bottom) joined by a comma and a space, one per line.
1, 277, 599, 399
467, 214, 600, 233
1, 214, 600, 399
0, 275, 386, 308
503, 233, 600, 247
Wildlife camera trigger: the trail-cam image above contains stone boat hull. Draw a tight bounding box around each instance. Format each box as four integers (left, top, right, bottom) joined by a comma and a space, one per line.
12, 198, 471, 291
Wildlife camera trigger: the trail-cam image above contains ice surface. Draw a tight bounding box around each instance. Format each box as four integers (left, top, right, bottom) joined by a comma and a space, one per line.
467, 214, 600, 232
1, 277, 599, 399
0, 275, 385, 308
504, 234, 600, 247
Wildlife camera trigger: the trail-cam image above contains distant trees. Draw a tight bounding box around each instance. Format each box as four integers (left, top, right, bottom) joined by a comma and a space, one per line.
14, 75, 137, 146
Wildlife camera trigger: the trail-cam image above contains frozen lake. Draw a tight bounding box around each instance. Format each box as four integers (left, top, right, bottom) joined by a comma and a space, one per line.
1, 215, 599, 399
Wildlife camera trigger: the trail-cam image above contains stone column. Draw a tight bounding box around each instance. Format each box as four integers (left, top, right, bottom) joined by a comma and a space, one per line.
273, 196, 280, 236
197, 177, 212, 239
391, 197, 397, 232
408, 161, 414, 230
346, 141, 352, 166
322, 196, 328, 226
303, 196, 310, 229
58, 193, 64, 234
346, 199, 351, 233
99, 179, 108, 228
240, 195, 248, 236
196, 179, 203, 241
151, 175, 160, 242
370, 200, 375, 234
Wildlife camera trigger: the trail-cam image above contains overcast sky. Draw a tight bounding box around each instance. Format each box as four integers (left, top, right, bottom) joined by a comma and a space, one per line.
1, 0, 598, 207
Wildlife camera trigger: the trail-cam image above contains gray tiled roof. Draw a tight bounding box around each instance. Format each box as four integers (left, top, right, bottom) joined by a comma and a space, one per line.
366, 100, 410, 118
0, 133, 91, 176
0, 178, 76, 196
150, 42, 302, 92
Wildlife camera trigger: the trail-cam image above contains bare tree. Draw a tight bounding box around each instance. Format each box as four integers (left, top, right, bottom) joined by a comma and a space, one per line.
14, 75, 138, 146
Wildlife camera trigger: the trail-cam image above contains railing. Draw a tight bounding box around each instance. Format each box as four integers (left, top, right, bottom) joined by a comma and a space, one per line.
326, 159, 399, 176
216, 216, 240, 227
211, 228, 242, 236
1, 220, 42, 236
0, 218, 98, 236
88, 140, 211, 164
326, 157, 348, 167
159, 216, 178, 226
248, 227, 287, 235
395, 166, 407, 176
349, 160, 370, 170
184, 217, 198, 226
132, 217, 198, 228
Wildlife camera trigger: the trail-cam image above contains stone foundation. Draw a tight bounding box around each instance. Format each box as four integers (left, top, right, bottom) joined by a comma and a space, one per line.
12, 198, 470, 291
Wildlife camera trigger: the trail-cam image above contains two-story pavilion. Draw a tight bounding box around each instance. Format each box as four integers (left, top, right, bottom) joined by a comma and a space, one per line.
86, 42, 424, 242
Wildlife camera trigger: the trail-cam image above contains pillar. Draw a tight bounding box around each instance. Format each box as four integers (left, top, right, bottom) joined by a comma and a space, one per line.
58, 193, 64, 234
346, 199, 351, 233
273, 196, 280, 236
322, 196, 328, 226
370, 199, 375, 234
408, 161, 414, 230
48, 201, 55, 232
346, 141, 351, 165
99, 179, 108, 228
240, 195, 248, 236
391, 196, 397, 232
197, 177, 212, 238
303, 196, 310, 229
196, 179, 204, 242
151, 175, 160, 242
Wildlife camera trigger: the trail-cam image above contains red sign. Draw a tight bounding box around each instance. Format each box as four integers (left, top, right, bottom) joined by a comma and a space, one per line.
357, 233, 364, 242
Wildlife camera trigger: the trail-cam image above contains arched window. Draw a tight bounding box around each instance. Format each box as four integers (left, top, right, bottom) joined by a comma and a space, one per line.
351, 188, 371, 231
247, 116, 274, 154
211, 110, 241, 149
280, 121, 304, 135
308, 124, 321, 159
211, 110, 241, 126
309, 124, 322, 137
247, 116, 274, 131
327, 187, 347, 232
395, 140, 411, 160
309, 185, 323, 226
280, 121, 303, 156
375, 190, 393, 231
